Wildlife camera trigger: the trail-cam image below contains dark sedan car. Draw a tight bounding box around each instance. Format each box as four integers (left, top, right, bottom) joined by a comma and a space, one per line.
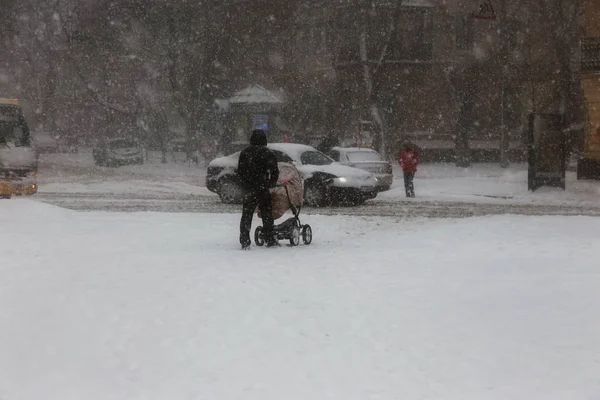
93, 138, 144, 167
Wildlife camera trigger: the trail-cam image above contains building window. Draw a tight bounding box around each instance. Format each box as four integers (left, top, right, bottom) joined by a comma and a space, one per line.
295, 25, 310, 56
313, 21, 327, 52
391, 8, 433, 61
504, 19, 519, 51
456, 15, 474, 51
294, 20, 332, 57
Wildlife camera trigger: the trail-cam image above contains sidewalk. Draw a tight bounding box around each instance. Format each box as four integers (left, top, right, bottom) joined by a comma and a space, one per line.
379, 163, 600, 208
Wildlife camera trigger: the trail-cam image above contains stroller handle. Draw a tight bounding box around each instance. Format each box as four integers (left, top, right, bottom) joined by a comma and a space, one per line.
274, 178, 291, 187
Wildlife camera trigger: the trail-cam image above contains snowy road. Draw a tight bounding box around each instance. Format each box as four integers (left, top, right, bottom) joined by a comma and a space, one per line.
35, 191, 600, 217
35, 154, 600, 217
2, 200, 600, 399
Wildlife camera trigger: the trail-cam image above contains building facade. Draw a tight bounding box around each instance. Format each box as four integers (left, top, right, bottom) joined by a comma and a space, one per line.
282, 0, 569, 159
578, 0, 600, 179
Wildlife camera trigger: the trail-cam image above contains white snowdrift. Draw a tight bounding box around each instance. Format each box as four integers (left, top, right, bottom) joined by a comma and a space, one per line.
0, 200, 599, 399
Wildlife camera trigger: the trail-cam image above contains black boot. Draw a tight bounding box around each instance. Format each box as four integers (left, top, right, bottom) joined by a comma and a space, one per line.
266, 237, 279, 247
240, 234, 251, 250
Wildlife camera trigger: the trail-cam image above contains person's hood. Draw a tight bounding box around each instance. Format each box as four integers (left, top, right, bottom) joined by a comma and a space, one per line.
249, 130, 267, 146
401, 141, 419, 151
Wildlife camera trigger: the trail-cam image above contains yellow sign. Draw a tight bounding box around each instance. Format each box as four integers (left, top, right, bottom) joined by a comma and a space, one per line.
0, 98, 20, 105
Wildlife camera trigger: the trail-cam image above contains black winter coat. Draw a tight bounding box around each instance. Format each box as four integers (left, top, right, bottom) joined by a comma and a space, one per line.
237, 145, 279, 192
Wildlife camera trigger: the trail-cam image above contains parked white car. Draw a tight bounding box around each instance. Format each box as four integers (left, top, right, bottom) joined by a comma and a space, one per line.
329, 147, 393, 192
206, 143, 378, 206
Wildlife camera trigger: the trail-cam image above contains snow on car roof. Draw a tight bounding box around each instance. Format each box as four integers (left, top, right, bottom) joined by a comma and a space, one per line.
267, 143, 322, 161
208, 143, 371, 178
209, 152, 240, 168
332, 147, 378, 153
209, 143, 317, 169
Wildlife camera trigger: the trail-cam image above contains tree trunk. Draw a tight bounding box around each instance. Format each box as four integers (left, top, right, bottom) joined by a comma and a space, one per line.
448, 68, 473, 168
499, 0, 510, 168
359, 19, 384, 154
185, 108, 200, 163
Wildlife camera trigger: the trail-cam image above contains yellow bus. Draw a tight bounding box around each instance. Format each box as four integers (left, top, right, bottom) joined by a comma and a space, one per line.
0, 98, 38, 199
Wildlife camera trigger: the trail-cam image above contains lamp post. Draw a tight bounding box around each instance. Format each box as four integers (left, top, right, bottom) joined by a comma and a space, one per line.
499, 0, 510, 168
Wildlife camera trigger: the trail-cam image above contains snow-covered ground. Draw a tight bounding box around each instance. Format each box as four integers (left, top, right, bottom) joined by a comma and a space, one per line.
1, 199, 600, 399
38, 150, 211, 196
378, 163, 600, 207
37, 150, 600, 208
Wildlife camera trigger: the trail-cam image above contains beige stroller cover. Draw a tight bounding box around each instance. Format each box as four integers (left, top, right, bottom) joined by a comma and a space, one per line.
257, 162, 304, 220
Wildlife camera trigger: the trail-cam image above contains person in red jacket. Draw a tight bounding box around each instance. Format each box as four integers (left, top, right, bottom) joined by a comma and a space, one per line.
398, 140, 421, 198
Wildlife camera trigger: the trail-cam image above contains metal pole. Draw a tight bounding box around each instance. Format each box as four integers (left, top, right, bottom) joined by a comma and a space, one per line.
500, 64, 508, 167
499, 0, 509, 168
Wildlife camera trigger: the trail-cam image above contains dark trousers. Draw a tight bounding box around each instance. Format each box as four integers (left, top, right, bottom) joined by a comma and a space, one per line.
403, 171, 415, 197
240, 189, 274, 246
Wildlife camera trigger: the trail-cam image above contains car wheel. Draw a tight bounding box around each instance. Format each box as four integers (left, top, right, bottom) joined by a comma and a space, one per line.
302, 225, 312, 245
353, 196, 366, 206
218, 179, 244, 204
254, 226, 265, 246
333, 189, 363, 207
99, 155, 111, 167
289, 226, 300, 246
355, 190, 370, 206
304, 182, 328, 207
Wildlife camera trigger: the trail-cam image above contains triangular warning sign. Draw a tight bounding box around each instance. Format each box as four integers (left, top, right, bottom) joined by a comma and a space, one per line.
472, 0, 496, 20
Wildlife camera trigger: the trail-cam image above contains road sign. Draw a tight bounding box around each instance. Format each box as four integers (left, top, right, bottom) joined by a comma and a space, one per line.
251, 114, 268, 131
472, 0, 496, 20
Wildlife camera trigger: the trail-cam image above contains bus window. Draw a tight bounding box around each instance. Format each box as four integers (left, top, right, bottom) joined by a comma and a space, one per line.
0, 108, 31, 147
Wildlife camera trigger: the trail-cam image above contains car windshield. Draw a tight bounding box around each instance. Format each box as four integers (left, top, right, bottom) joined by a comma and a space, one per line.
346, 151, 383, 162
300, 150, 333, 166
109, 140, 136, 149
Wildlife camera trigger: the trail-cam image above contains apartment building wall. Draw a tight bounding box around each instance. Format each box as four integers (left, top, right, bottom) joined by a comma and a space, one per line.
282, 0, 571, 145
579, 0, 600, 177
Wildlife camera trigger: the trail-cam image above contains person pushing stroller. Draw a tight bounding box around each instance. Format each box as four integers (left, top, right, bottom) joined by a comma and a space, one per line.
238, 129, 279, 249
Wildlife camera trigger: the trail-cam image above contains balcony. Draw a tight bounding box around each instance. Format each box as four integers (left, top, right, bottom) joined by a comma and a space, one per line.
582, 37, 600, 75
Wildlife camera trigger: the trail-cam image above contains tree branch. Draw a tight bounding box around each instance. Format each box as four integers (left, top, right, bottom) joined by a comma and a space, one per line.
373, 0, 404, 78
58, 9, 132, 115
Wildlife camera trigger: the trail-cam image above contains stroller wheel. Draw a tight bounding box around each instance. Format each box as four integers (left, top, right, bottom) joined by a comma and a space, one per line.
289, 226, 300, 246
254, 226, 265, 246
302, 225, 313, 245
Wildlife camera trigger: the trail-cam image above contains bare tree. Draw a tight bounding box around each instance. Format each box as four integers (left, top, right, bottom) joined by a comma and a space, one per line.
357, 0, 405, 156
536, 0, 584, 129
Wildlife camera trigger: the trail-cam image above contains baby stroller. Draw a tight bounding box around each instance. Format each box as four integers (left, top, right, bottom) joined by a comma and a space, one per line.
255, 162, 313, 247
